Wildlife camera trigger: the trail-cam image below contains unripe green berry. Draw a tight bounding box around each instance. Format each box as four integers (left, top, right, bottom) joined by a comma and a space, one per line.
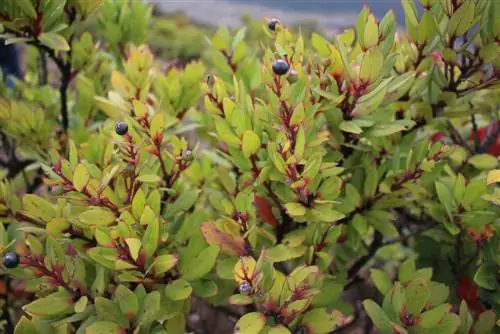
287, 69, 298, 83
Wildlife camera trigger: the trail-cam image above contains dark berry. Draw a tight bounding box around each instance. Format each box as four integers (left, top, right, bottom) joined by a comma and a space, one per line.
3, 252, 19, 269
272, 59, 289, 76
287, 69, 298, 83
268, 18, 280, 31
239, 281, 252, 295
115, 122, 128, 136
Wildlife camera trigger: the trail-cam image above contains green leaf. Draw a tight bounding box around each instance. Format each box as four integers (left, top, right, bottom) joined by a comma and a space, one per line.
420, 304, 452, 328
88, 247, 119, 270
302, 308, 341, 333
417, 11, 437, 45
22, 194, 56, 221
311, 33, 330, 57
428, 282, 450, 307
435, 181, 455, 220
136, 174, 162, 184
165, 189, 200, 217
339, 121, 363, 134
84, 322, 123, 334
363, 13, 379, 49
95, 297, 127, 326
267, 244, 307, 262
16, 0, 37, 19
154, 254, 178, 275
180, 245, 220, 280
284, 202, 307, 217
268, 325, 291, 334
23, 291, 73, 317
125, 238, 141, 261
94, 97, 122, 119
468, 154, 498, 170
369, 122, 413, 137
366, 211, 398, 238
234, 312, 267, 334
164, 313, 186, 334
242, 130, 261, 158
73, 164, 90, 192
232, 27, 247, 50
405, 278, 430, 316
165, 279, 192, 300
190, 280, 218, 298
132, 189, 146, 218
472, 310, 496, 334
215, 117, 241, 146
79, 208, 116, 226
14, 316, 38, 334
371, 269, 393, 295
363, 299, 392, 333
229, 294, 253, 306
142, 215, 159, 259
473, 264, 497, 290
113, 285, 139, 318
137, 291, 161, 326
428, 313, 461, 334
39, 33, 70, 52
360, 47, 384, 83
74, 296, 88, 313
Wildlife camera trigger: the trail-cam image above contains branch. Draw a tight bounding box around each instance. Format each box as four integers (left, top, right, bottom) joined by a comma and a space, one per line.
347, 231, 383, 279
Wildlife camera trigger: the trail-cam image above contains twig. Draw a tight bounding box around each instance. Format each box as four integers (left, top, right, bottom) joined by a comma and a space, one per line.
347, 232, 383, 279
471, 113, 480, 152
39, 49, 48, 85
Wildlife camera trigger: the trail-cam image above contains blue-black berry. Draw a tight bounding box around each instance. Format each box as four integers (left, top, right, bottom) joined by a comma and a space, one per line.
115, 122, 128, 136
268, 18, 280, 31
3, 252, 19, 269
272, 59, 289, 76
239, 281, 252, 295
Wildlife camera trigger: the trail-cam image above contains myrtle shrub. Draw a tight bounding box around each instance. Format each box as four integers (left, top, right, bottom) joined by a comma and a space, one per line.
0, 0, 499, 333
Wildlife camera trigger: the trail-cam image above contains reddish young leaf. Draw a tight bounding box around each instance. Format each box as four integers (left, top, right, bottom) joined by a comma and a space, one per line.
200, 222, 247, 256
456, 276, 484, 313
467, 121, 500, 156
254, 195, 279, 228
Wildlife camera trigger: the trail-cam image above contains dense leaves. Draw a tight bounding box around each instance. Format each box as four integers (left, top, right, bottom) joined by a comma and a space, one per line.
0, 0, 499, 333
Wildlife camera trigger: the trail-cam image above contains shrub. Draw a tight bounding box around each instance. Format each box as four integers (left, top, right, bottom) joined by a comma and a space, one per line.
0, 0, 499, 333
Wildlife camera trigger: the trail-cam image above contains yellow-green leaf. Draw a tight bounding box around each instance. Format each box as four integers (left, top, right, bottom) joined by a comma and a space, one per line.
73, 164, 90, 192
242, 130, 261, 158
165, 279, 192, 300
360, 47, 384, 83
153, 254, 178, 275
39, 33, 70, 52
79, 208, 116, 226
284, 202, 307, 217
234, 312, 267, 334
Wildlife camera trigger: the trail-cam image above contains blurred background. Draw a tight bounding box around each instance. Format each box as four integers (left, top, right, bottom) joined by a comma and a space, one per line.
152, 0, 406, 32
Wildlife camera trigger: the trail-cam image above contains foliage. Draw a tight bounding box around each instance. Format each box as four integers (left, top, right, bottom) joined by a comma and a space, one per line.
0, 0, 499, 333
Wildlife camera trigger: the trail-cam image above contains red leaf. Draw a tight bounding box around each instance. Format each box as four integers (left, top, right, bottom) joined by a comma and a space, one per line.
200, 222, 246, 256
467, 121, 500, 157
254, 195, 279, 228
456, 276, 484, 313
